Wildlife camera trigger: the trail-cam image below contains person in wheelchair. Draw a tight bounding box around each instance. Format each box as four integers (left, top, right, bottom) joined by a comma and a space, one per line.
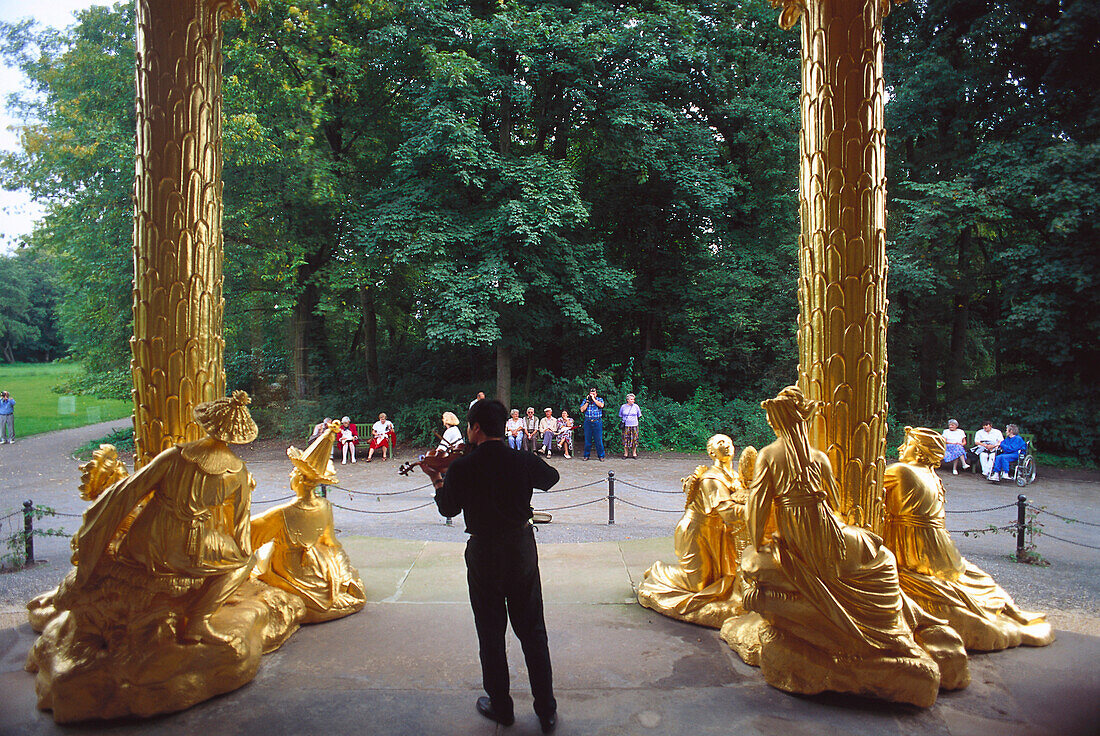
988, 423, 1027, 482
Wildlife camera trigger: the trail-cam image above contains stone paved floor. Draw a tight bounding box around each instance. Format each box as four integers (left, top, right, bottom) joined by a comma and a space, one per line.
1, 423, 1098, 733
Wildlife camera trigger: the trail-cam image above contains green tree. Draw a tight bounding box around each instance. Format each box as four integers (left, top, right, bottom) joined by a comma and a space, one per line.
0, 5, 135, 372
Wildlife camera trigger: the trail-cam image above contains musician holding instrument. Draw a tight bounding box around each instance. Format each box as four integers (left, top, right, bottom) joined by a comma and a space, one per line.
421, 399, 560, 733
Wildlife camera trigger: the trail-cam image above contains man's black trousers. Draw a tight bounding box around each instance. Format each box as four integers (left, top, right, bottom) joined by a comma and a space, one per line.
465, 526, 556, 720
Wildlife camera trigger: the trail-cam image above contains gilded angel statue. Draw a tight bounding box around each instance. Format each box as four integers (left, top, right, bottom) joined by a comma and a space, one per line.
884, 427, 1053, 650
637, 434, 756, 628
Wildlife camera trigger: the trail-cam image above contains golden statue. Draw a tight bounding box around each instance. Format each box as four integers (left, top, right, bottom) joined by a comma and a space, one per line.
250, 421, 366, 623
721, 386, 969, 707
25, 392, 306, 723
884, 427, 1054, 651
637, 435, 757, 628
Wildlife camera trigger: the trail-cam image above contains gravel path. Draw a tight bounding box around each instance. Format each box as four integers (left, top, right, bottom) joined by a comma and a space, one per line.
2, 426, 1097, 633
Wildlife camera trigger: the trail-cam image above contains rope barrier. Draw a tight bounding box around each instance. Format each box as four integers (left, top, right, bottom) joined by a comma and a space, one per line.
539, 479, 608, 494
538, 497, 609, 512
1029, 507, 1100, 528
330, 500, 436, 515
0, 509, 21, 522
613, 497, 682, 513
951, 525, 1018, 535
49, 511, 83, 518
613, 478, 683, 494
331, 483, 430, 497
1034, 530, 1100, 551
253, 495, 296, 505
944, 503, 1018, 514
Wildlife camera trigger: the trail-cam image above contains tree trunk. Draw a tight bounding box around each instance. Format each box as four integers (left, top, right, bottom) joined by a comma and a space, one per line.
359, 287, 380, 391
496, 344, 512, 409
525, 351, 533, 398
919, 326, 939, 410
945, 227, 972, 404
549, 322, 563, 376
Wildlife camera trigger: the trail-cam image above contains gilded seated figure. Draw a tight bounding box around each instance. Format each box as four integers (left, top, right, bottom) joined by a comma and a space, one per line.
637, 434, 756, 628
884, 427, 1054, 651
63, 390, 260, 644
720, 386, 968, 707
250, 421, 366, 623
25, 392, 305, 723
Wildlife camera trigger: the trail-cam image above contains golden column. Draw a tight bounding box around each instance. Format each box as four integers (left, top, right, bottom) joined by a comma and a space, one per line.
778, 0, 892, 532
130, 0, 252, 466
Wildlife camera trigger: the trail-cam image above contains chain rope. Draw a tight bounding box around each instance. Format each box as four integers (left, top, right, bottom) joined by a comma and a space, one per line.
613, 478, 683, 494
1029, 507, 1100, 528
944, 503, 1018, 514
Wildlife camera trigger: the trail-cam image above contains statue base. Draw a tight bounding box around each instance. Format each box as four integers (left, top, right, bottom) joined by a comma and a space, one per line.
721, 612, 960, 708
26, 578, 305, 723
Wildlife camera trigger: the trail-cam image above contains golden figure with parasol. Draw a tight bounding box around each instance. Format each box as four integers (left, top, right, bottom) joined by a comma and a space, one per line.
250, 421, 365, 622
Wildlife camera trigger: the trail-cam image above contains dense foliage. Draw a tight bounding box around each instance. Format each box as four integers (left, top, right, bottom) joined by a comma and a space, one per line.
0, 0, 1096, 459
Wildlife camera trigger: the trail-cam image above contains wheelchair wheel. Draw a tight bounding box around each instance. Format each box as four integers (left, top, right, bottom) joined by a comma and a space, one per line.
1016, 455, 1036, 487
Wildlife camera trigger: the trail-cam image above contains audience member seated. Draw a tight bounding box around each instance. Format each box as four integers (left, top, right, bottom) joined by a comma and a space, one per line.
521, 406, 539, 452
310, 417, 332, 443
989, 423, 1026, 482
367, 412, 395, 462
972, 420, 1003, 477
941, 419, 969, 475
338, 416, 358, 464
439, 411, 464, 452
506, 408, 524, 450
539, 407, 557, 457
556, 410, 574, 458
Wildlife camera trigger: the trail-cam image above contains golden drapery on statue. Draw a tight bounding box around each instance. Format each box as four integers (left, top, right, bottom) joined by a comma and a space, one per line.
637, 435, 757, 628
884, 427, 1054, 651
26, 392, 307, 722
251, 421, 366, 623
721, 387, 969, 707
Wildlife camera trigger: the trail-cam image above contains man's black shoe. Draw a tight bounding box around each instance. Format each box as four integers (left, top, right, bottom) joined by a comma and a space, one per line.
538, 712, 558, 733
476, 697, 514, 726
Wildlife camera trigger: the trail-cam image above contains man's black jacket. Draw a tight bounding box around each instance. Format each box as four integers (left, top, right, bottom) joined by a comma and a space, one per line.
436, 439, 560, 536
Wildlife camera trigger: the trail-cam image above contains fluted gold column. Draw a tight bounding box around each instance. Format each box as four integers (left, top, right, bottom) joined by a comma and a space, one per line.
130, 0, 252, 466
775, 0, 892, 532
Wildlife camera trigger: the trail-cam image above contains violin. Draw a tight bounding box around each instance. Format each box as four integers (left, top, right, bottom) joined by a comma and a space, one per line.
398, 437, 469, 477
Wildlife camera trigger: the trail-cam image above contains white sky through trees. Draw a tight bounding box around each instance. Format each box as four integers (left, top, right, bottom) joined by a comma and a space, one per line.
0, 0, 104, 253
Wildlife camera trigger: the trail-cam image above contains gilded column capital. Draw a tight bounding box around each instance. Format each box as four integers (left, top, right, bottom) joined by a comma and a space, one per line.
769, 0, 900, 30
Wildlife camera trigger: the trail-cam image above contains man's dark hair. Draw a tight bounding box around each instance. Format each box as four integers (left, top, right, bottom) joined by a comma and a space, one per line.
467, 399, 507, 438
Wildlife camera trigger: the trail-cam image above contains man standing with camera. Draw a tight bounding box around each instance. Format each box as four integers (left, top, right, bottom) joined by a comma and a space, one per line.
427, 399, 559, 733
579, 387, 605, 461
0, 391, 14, 444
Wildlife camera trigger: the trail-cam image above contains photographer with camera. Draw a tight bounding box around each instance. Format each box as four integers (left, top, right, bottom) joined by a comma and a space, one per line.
579, 387, 605, 461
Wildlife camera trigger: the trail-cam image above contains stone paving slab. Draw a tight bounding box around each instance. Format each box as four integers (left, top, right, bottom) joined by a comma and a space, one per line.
1, 538, 1097, 735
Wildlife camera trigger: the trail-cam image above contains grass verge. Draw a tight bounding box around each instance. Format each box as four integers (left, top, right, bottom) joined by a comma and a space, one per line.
0, 362, 131, 437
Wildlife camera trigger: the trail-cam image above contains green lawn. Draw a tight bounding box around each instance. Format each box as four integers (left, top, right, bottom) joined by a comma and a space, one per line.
0, 363, 131, 437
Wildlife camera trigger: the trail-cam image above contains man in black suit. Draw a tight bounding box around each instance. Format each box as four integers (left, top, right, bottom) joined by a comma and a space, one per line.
426, 399, 559, 733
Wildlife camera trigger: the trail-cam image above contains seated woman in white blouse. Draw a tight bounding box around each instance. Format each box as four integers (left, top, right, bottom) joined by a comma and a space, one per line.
941, 419, 969, 474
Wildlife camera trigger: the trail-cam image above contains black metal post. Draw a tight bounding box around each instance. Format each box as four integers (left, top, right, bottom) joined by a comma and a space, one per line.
608, 471, 615, 525
318, 484, 327, 499
23, 499, 33, 565
1016, 494, 1027, 560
